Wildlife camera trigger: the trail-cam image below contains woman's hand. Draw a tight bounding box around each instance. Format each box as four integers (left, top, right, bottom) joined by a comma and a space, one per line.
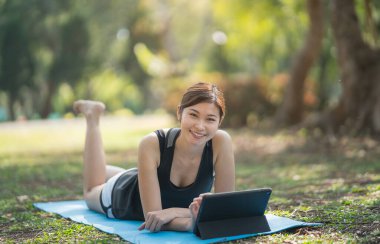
138, 209, 173, 232
138, 208, 192, 232
189, 193, 213, 231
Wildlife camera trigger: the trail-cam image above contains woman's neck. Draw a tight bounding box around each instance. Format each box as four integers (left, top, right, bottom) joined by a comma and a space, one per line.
175, 133, 205, 158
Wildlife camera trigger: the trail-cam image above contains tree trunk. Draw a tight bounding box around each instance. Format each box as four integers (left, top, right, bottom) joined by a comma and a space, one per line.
275, 0, 324, 126
7, 92, 16, 121
40, 80, 56, 118
316, 0, 380, 135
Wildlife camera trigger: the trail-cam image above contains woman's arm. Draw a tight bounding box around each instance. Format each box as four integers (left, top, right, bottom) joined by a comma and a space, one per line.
137, 133, 192, 232
160, 216, 192, 232
138, 133, 162, 218
213, 130, 235, 193
138, 208, 193, 232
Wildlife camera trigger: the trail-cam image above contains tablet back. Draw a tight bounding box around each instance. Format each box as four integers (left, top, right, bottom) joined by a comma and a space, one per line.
194, 188, 272, 239
197, 188, 272, 222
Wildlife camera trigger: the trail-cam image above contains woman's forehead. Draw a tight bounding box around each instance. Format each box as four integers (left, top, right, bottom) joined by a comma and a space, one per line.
184, 102, 220, 115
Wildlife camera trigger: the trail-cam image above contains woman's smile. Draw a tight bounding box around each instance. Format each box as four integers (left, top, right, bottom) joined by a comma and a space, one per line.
190, 129, 207, 139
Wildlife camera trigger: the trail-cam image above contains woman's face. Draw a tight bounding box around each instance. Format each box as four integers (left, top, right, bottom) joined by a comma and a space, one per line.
178, 102, 220, 146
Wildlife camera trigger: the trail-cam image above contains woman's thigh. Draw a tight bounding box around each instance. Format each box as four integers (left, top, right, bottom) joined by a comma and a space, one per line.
84, 184, 105, 214
106, 165, 127, 180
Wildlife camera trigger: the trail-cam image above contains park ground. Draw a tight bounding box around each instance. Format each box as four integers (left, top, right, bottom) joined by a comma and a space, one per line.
0, 115, 379, 243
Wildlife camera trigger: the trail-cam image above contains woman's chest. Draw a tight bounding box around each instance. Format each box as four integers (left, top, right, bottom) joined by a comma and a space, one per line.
170, 156, 201, 188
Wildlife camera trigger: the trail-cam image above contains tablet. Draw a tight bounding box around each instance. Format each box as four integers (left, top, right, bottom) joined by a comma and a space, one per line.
193, 188, 272, 239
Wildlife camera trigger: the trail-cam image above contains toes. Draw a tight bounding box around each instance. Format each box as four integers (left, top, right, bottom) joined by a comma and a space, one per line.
73, 100, 83, 114
72, 100, 105, 116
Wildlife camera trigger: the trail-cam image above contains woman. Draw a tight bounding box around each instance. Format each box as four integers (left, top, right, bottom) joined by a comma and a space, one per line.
73, 82, 235, 232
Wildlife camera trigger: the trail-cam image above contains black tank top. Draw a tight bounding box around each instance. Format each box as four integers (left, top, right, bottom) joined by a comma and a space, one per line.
156, 128, 214, 210
109, 128, 214, 220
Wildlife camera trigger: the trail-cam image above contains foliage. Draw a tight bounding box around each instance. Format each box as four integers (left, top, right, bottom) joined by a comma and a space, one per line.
0, 0, 380, 137
0, 0, 146, 119
81, 69, 142, 113
355, 0, 380, 48
209, 0, 308, 75
0, 0, 37, 120
220, 75, 276, 128
0, 0, 312, 119
0, 117, 379, 243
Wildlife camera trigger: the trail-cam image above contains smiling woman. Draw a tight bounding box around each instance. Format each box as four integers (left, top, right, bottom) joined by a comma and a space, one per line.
176, 83, 225, 147
179, 102, 220, 146
73, 82, 235, 233
177, 83, 225, 122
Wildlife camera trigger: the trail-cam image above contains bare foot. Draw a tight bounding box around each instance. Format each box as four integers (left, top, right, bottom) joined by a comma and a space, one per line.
73, 100, 105, 118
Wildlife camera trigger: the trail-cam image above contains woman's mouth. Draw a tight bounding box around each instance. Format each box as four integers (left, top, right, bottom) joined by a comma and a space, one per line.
190, 130, 206, 139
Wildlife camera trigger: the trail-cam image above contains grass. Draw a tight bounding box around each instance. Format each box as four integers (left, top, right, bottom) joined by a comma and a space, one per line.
0, 116, 379, 243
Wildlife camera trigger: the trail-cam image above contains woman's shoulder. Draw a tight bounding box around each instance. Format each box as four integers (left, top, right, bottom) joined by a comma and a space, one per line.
138, 131, 162, 168
139, 131, 160, 150
211, 130, 234, 167
212, 129, 233, 149
139, 128, 173, 148
213, 129, 232, 142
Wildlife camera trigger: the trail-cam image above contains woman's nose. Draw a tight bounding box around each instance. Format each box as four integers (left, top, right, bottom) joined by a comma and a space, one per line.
194, 119, 205, 130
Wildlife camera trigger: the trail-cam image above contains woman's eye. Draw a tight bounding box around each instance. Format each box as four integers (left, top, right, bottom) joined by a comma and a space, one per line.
190, 113, 197, 117
207, 118, 216, 122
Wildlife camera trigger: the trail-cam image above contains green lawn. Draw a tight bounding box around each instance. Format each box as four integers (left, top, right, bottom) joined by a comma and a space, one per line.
0, 116, 379, 243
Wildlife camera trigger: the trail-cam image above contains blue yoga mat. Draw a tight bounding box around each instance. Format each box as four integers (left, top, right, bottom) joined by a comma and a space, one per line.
34, 200, 321, 243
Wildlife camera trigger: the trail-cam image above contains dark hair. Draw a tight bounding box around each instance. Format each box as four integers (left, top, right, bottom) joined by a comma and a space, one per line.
178, 82, 225, 122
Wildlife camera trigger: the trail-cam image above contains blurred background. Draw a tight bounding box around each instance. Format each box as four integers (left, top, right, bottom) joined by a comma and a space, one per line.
0, 0, 379, 135
1, 1, 380, 242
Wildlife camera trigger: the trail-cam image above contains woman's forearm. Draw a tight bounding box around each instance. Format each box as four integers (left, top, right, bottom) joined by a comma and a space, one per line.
168, 207, 192, 218
161, 217, 192, 232
160, 208, 192, 231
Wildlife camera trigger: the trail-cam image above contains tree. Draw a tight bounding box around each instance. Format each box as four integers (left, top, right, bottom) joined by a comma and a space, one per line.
313, 0, 380, 135
41, 14, 89, 118
275, 0, 324, 126
0, 0, 90, 119
0, 1, 35, 120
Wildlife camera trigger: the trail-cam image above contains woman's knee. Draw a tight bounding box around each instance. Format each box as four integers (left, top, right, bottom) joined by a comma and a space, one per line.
84, 185, 105, 214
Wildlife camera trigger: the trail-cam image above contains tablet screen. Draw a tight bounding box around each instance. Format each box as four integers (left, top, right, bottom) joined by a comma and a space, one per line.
193, 188, 272, 235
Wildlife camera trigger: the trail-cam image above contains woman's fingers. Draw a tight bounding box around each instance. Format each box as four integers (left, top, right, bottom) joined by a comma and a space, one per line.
193, 196, 202, 203
189, 202, 200, 232
189, 202, 197, 213
194, 192, 212, 205
190, 192, 213, 221
199, 192, 212, 197
193, 192, 212, 204
149, 218, 159, 232
154, 221, 163, 232
138, 222, 146, 231
141, 211, 165, 232
189, 201, 200, 218
144, 214, 153, 230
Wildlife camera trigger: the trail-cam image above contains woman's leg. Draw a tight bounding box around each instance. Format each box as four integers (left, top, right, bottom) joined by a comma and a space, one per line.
106, 165, 126, 180
74, 100, 107, 214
